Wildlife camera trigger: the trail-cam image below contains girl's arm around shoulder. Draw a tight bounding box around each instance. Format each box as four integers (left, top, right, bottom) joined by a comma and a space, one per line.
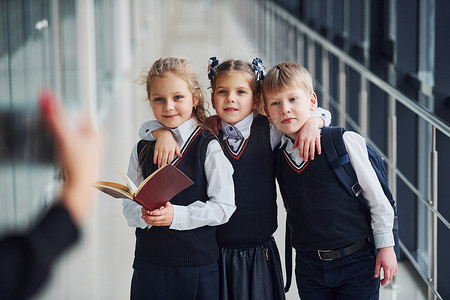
342, 131, 395, 249
312, 107, 332, 126
140, 120, 181, 168
169, 138, 236, 231
122, 143, 149, 229
138, 119, 164, 140
269, 106, 332, 150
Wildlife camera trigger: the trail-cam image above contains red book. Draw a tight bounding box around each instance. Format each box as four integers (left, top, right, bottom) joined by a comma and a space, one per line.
93, 164, 194, 210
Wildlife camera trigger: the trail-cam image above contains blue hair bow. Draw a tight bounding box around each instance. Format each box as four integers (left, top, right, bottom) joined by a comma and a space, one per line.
252, 58, 265, 82
208, 56, 220, 80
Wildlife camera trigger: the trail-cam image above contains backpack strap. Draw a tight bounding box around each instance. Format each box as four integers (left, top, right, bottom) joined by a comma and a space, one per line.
322, 127, 400, 259
274, 143, 293, 293
284, 217, 292, 293
322, 127, 363, 199
278, 183, 292, 293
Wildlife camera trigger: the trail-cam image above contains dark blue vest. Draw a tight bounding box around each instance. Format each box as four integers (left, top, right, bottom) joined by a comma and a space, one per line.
217, 115, 278, 246
134, 128, 219, 267
275, 139, 371, 251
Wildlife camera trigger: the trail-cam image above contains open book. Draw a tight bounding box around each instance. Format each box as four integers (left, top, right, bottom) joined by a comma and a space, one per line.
93, 164, 194, 211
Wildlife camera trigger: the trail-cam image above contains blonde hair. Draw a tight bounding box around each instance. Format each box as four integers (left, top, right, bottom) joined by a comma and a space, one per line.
209, 59, 264, 115
262, 62, 314, 103
137, 57, 211, 175
140, 56, 209, 126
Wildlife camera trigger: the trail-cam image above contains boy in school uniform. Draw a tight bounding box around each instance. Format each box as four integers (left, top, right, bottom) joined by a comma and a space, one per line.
262, 62, 397, 300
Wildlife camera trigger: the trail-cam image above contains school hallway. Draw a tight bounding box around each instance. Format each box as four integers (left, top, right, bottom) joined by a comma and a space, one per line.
2, 0, 447, 299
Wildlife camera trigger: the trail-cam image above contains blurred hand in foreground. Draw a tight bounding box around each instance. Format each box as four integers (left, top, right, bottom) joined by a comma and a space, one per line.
39, 90, 101, 224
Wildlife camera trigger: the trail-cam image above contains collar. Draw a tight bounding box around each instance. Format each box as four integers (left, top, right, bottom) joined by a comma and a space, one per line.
279, 134, 293, 148
168, 118, 198, 148
280, 134, 305, 165
220, 113, 253, 140
138, 118, 198, 148
279, 128, 324, 148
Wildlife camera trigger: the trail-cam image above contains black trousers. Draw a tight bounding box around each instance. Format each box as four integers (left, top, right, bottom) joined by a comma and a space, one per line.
295, 243, 380, 300
131, 258, 219, 300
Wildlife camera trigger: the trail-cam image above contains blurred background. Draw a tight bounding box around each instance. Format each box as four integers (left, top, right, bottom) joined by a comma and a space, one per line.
1, 0, 449, 299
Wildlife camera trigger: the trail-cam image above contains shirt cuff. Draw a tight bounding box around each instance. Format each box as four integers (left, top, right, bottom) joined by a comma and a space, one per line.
169, 205, 187, 230
139, 120, 163, 140
123, 199, 148, 229
311, 108, 330, 126
320, 115, 327, 126
373, 231, 395, 249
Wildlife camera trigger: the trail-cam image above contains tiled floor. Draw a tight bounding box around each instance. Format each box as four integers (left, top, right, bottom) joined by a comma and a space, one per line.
35, 0, 427, 299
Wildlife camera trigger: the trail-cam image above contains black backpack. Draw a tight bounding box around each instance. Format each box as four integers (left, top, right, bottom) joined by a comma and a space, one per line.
283, 126, 399, 292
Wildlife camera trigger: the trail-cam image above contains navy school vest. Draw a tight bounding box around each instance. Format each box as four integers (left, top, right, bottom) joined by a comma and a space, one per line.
216, 114, 278, 246
275, 140, 371, 251
134, 127, 219, 267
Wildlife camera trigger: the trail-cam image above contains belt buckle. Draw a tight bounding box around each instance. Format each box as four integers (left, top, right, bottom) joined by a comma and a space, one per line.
317, 249, 333, 261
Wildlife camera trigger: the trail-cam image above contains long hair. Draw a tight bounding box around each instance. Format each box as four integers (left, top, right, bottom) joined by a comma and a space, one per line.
137, 57, 212, 174
140, 56, 210, 126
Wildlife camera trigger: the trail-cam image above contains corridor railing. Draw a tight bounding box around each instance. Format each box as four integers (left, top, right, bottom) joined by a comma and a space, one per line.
232, 0, 450, 299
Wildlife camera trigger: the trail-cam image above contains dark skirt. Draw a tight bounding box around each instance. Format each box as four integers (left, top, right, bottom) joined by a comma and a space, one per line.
218, 237, 286, 300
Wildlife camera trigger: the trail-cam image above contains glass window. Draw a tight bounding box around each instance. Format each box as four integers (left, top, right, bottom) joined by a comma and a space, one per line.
0, 0, 78, 233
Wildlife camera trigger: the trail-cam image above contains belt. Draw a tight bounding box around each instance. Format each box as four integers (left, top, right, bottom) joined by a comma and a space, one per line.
301, 238, 369, 261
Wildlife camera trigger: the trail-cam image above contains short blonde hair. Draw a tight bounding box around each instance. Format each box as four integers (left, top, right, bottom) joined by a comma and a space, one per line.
262, 62, 313, 102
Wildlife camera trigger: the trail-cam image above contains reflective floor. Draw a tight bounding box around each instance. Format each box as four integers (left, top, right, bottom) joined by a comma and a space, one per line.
35, 0, 428, 299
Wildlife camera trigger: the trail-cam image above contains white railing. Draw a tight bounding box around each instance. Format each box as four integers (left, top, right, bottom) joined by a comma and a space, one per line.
233, 0, 450, 299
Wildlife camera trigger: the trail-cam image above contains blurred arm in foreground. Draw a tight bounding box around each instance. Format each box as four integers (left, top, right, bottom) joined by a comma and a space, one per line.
0, 91, 101, 300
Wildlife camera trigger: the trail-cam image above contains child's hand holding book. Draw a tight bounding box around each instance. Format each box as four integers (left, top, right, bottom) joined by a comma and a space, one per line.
141, 203, 174, 226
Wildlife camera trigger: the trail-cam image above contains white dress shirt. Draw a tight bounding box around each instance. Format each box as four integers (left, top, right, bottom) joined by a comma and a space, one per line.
279, 131, 395, 249
122, 118, 236, 230
220, 108, 331, 150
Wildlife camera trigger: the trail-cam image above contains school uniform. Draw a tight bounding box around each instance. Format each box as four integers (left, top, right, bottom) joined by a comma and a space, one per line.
217, 113, 284, 300
136, 109, 331, 300
123, 118, 235, 300
275, 131, 395, 300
